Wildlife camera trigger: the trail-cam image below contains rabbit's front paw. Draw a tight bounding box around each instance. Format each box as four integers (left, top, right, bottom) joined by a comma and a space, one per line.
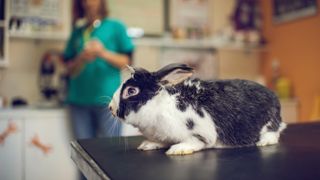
137, 140, 167, 151
166, 143, 198, 155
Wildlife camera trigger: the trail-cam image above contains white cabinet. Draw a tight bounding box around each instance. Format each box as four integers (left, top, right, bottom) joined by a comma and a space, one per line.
0, 118, 23, 180
0, 109, 77, 180
24, 115, 76, 180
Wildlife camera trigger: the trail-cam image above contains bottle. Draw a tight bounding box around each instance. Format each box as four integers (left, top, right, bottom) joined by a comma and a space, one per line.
275, 77, 291, 99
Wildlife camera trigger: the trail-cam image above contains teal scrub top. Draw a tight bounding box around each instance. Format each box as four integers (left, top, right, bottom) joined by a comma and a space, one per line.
63, 18, 134, 106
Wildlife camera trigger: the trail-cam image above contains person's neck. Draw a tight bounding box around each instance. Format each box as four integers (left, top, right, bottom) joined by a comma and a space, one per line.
87, 14, 102, 24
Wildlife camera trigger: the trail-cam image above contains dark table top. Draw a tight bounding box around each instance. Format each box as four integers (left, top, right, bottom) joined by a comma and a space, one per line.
72, 122, 320, 180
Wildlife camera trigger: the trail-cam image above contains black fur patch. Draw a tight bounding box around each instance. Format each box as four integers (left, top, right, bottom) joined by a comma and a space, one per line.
167, 78, 282, 146
117, 69, 161, 119
186, 118, 195, 130
154, 63, 193, 81
196, 109, 204, 118
193, 134, 208, 145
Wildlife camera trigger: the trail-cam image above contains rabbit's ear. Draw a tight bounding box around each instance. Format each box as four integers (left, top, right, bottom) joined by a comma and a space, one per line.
154, 63, 194, 86
126, 65, 135, 74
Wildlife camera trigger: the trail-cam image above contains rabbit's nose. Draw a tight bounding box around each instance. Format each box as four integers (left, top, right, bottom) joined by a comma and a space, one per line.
109, 106, 113, 112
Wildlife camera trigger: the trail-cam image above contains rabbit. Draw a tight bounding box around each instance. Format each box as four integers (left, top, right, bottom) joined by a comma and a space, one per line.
109, 63, 286, 155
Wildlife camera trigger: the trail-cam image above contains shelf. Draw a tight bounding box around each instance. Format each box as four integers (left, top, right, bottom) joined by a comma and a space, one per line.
134, 37, 266, 52
9, 31, 68, 41
134, 38, 216, 49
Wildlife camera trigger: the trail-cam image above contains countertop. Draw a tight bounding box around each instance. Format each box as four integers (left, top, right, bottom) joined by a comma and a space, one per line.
0, 106, 67, 118
71, 122, 320, 180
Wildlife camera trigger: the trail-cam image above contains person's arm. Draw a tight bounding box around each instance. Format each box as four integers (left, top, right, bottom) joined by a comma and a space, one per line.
96, 21, 134, 69
98, 49, 130, 69
86, 40, 130, 69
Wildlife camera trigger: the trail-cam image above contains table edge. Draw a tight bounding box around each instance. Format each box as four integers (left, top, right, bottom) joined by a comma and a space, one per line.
70, 141, 111, 180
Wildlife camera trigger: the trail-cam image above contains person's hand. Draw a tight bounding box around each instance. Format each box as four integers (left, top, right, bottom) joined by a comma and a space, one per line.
67, 50, 95, 77
78, 49, 96, 62
85, 40, 106, 57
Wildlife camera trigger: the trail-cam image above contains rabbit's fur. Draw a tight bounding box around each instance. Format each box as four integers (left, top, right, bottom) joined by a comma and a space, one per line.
109, 64, 286, 155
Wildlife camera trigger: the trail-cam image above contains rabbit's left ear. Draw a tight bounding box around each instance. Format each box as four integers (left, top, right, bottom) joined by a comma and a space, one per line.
126, 65, 135, 74
154, 63, 194, 86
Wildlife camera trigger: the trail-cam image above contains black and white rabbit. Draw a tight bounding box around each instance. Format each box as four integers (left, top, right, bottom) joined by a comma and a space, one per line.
109, 63, 286, 155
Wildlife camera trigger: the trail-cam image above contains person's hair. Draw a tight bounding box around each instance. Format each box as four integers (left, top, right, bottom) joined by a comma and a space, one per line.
72, 0, 109, 25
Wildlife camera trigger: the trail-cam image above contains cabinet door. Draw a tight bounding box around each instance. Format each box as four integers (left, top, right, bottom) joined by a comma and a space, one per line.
24, 116, 77, 180
0, 118, 23, 180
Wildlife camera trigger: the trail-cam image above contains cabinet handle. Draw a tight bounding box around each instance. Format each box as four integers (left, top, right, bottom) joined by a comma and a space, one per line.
0, 121, 18, 145
30, 134, 53, 155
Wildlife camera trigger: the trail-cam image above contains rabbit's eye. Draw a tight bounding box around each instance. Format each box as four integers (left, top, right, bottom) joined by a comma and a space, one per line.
122, 86, 140, 99
128, 87, 136, 95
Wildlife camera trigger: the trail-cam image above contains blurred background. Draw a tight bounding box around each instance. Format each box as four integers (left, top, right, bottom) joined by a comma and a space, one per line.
0, 0, 319, 179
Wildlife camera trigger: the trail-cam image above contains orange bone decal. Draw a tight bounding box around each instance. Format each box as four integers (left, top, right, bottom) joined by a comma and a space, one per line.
31, 134, 53, 154
0, 122, 18, 145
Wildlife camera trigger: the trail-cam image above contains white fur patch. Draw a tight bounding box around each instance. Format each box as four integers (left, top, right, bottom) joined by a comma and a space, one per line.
138, 140, 168, 150
256, 122, 286, 146
125, 89, 218, 149
183, 79, 202, 92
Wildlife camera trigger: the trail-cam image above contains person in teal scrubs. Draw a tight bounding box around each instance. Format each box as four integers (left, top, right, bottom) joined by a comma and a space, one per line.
63, 0, 134, 139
